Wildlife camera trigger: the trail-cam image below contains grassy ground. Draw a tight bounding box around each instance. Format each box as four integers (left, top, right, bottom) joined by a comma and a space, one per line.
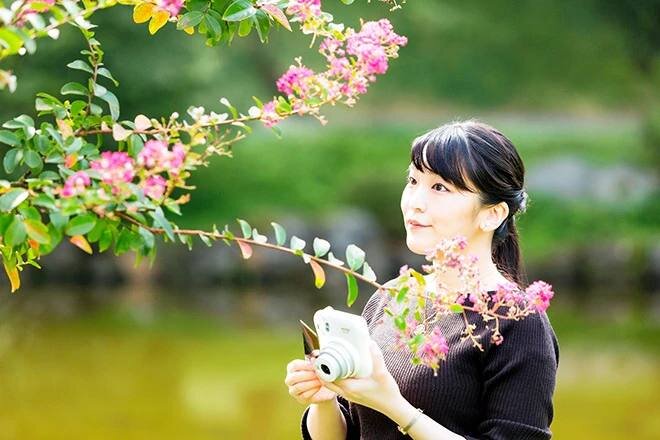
0, 304, 657, 439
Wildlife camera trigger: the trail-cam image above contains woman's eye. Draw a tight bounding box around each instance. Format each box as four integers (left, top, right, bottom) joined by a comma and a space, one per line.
433, 183, 449, 192
407, 176, 416, 185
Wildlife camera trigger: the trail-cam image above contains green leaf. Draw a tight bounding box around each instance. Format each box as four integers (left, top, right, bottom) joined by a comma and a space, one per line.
24, 219, 50, 244
346, 244, 365, 271
222, 0, 257, 21
65, 214, 97, 236
32, 193, 57, 210
3, 148, 22, 174
0, 130, 19, 146
346, 273, 359, 307
205, 15, 222, 38
178, 11, 204, 29
66, 59, 93, 74
0, 189, 29, 212
253, 9, 269, 43
362, 261, 377, 282
60, 82, 88, 96
5, 216, 26, 246
313, 237, 330, 257
24, 150, 43, 169
49, 212, 68, 231
98, 227, 114, 252
396, 286, 409, 303
114, 228, 134, 255
237, 218, 252, 238
98, 90, 120, 120
271, 222, 286, 246
238, 17, 252, 37
394, 315, 406, 331
449, 304, 464, 313
339, 0, 355, 4
150, 207, 174, 241
97, 68, 119, 86
290, 235, 306, 251
138, 226, 155, 251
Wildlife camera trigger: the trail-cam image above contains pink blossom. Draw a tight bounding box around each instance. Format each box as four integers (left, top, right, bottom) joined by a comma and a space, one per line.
157, 0, 184, 16
138, 140, 169, 169
137, 140, 186, 175
276, 65, 315, 96
286, 0, 322, 21
142, 175, 167, 200
260, 100, 283, 128
61, 171, 91, 198
90, 152, 135, 187
417, 327, 449, 373
525, 281, 555, 312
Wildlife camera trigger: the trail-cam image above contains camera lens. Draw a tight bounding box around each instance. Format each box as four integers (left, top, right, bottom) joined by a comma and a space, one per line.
320, 364, 330, 375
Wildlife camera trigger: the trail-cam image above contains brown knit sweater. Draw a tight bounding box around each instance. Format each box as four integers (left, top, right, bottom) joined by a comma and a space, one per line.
300, 287, 560, 439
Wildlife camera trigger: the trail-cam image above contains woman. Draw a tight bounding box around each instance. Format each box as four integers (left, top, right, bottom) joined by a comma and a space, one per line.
284, 120, 560, 439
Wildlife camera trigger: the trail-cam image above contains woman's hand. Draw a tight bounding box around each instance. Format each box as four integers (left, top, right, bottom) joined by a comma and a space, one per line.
320, 339, 403, 414
285, 356, 337, 405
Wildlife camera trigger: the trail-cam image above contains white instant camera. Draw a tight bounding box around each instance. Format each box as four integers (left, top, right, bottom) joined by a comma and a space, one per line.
312, 306, 373, 382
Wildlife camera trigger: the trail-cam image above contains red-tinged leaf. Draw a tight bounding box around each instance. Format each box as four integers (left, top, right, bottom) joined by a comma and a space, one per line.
65, 153, 77, 168
261, 4, 291, 31
3, 261, 20, 293
70, 235, 92, 254
309, 259, 325, 289
237, 240, 253, 259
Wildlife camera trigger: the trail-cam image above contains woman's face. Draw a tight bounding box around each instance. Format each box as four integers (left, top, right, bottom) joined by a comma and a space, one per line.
400, 162, 483, 255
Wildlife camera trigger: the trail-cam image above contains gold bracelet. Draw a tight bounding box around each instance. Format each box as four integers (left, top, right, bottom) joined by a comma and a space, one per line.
397, 407, 423, 436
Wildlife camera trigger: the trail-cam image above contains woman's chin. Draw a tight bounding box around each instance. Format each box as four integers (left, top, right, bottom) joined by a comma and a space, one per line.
405, 237, 437, 256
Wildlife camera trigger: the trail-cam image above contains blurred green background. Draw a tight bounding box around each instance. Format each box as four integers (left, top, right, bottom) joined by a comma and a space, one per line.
1, 1, 659, 439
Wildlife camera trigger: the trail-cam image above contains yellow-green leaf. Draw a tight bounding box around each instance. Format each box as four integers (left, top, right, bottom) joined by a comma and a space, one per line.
149, 10, 170, 34
3, 261, 20, 293
309, 259, 325, 289
24, 219, 50, 245
70, 235, 93, 254
133, 2, 155, 24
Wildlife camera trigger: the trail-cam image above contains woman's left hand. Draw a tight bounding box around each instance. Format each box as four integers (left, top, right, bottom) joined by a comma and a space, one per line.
319, 339, 403, 414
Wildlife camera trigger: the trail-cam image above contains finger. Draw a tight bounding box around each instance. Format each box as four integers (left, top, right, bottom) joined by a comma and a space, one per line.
290, 379, 323, 396
322, 381, 345, 397
285, 370, 320, 386
298, 387, 323, 402
287, 359, 314, 373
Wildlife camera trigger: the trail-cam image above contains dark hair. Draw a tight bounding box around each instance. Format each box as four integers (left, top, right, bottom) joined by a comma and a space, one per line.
410, 119, 529, 287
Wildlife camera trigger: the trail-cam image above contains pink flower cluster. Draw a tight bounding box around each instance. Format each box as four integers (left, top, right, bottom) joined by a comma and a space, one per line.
260, 101, 283, 128
276, 66, 315, 96
416, 327, 449, 374
141, 175, 167, 200
90, 152, 135, 188
285, 0, 322, 21
61, 171, 91, 198
157, 0, 184, 16
264, 17, 407, 127
137, 140, 185, 175
525, 281, 555, 313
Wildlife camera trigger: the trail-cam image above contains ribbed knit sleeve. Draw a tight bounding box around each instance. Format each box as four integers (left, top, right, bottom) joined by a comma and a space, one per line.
463, 311, 560, 440
299, 286, 389, 439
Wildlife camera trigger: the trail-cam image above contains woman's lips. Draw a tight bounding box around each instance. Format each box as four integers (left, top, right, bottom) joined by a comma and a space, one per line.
408, 221, 430, 229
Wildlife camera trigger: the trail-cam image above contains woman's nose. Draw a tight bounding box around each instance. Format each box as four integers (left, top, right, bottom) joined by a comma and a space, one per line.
409, 186, 427, 211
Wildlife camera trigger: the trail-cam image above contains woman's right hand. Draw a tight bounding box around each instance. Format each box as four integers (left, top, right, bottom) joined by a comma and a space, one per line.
285, 354, 337, 405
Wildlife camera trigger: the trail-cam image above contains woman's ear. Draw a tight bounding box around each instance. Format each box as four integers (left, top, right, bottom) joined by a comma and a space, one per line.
479, 201, 509, 232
